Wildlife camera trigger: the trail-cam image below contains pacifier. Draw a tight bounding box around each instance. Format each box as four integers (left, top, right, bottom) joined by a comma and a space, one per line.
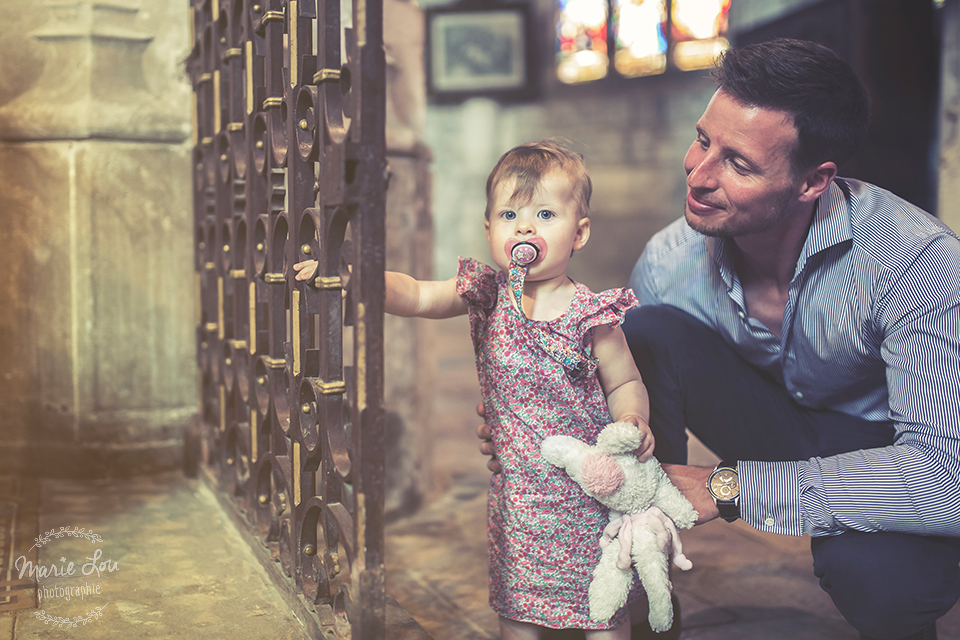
510, 241, 540, 266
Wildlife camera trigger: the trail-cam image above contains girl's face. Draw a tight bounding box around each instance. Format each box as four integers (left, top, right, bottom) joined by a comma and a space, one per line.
484, 170, 590, 282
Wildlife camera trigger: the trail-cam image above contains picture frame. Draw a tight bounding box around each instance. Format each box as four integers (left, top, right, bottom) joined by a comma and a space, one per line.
426, 4, 535, 103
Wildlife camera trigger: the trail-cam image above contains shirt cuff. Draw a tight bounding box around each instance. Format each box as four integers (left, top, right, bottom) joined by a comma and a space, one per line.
797, 458, 841, 537
738, 460, 804, 536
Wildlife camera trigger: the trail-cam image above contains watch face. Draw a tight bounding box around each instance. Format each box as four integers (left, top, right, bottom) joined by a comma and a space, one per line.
710, 468, 739, 500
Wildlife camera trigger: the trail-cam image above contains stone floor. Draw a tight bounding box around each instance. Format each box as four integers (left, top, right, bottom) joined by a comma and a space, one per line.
0, 473, 310, 640
1, 315, 958, 640
0, 472, 426, 640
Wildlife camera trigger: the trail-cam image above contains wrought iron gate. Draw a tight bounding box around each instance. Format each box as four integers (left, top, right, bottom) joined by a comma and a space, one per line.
187, 0, 387, 637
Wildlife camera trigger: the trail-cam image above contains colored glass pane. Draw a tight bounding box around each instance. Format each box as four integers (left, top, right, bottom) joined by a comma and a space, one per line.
671, 0, 730, 71
556, 0, 609, 84
612, 0, 667, 77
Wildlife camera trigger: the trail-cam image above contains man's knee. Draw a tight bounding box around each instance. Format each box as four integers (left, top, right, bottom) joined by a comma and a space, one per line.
622, 305, 699, 353
621, 306, 714, 382
812, 531, 960, 638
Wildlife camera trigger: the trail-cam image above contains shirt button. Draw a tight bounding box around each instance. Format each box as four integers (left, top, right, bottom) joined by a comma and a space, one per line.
795, 391, 804, 399
764, 516, 776, 527
737, 310, 746, 319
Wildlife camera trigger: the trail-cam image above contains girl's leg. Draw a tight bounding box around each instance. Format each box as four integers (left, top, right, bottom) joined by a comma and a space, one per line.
499, 616, 542, 640
584, 622, 630, 640
499, 619, 629, 640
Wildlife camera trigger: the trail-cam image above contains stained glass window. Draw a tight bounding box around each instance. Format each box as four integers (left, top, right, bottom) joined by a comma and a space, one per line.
671, 0, 731, 71
557, 0, 730, 83
613, 0, 667, 78
556, 0, 610, 84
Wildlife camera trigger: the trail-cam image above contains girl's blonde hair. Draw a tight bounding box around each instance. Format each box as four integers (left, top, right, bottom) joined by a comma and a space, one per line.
484, 140, 592, 220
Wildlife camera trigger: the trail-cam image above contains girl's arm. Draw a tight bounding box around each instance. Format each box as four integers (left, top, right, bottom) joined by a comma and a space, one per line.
294, 259, 467, 319
386, 272, 467, 319
593, 323, 655, 461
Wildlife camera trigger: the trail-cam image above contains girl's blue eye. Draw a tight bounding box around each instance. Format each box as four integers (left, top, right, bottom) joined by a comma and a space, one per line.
501, 210, 516, 220
537, 210, 554, 220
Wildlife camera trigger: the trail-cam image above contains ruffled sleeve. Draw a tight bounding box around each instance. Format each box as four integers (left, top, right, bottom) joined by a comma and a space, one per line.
575, 287, 638, 335
456, 257, 499, 310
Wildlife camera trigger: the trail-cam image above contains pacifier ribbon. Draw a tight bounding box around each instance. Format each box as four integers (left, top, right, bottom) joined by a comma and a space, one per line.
508, 242, 594, 371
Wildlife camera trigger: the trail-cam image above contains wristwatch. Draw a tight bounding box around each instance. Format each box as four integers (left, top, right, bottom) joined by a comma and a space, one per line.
707, 460, 740, 523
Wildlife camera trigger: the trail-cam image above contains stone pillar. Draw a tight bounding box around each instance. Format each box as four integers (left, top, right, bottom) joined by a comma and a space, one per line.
940, 0, 960, 233
382, 0, 435, 518
0, 1, 195, 477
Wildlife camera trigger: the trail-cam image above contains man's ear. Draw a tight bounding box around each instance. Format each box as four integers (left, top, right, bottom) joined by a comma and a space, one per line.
573, 217, 591, 251
798, 161, 837, 203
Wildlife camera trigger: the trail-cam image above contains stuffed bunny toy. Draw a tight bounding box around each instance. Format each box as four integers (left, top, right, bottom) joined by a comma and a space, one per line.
541, 421, 697, 633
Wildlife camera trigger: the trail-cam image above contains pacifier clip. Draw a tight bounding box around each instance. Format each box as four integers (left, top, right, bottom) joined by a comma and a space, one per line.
508, 242, 594, 371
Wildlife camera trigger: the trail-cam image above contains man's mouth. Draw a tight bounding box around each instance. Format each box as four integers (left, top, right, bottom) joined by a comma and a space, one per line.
687, 191, 724, 214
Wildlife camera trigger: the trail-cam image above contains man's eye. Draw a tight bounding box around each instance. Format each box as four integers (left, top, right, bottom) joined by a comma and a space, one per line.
537, 210, 554, 220
696, 136, 709, 149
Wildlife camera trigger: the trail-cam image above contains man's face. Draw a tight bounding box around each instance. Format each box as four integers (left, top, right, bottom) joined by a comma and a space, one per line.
683, 89, 807, 238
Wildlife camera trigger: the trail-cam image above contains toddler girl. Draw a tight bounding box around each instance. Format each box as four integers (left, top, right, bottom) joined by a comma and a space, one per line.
296, 140, 654, 639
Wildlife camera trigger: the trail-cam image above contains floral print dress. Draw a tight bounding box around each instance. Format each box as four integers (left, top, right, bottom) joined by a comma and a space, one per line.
456, 257, 639, 629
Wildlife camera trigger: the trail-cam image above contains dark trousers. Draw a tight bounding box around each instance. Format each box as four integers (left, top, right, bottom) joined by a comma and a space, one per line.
621, 304, 960, 639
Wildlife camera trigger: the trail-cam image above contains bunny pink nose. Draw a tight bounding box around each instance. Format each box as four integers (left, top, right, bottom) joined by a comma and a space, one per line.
581, 453, 625, 496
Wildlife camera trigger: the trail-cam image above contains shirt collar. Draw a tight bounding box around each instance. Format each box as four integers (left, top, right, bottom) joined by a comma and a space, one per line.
704, 235, 736, 291
800, 179, 853, 261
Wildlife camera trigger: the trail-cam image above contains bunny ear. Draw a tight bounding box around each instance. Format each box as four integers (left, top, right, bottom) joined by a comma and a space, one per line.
596, 422, 642, 453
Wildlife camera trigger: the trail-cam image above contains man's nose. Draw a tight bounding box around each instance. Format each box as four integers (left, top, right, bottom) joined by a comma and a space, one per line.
685, 148, 716, 190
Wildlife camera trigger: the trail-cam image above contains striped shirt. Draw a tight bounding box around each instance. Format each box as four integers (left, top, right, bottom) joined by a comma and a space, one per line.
629, 178, 960, 537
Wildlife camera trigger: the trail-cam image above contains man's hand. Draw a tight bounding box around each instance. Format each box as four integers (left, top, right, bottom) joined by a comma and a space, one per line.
661, 463, 719, 525
475, 403, 501, 473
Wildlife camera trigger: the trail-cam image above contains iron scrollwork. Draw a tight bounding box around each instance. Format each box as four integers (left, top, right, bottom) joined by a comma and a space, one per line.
188, 0, 387, 637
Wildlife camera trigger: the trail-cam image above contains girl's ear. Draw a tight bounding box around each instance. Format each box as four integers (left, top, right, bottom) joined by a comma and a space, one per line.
573, 217, 591, 251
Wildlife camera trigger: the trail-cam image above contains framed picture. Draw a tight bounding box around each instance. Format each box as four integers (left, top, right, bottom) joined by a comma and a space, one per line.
426, 5, 535, 103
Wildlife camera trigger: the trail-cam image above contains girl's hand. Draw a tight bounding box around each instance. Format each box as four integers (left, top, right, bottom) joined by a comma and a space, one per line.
620, 415, 656, 462
635, 422, 656, 462
293, 260, 318, 281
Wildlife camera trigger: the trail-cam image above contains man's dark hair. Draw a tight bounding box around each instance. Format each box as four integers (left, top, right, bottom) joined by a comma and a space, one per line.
712, 38, 871, 173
